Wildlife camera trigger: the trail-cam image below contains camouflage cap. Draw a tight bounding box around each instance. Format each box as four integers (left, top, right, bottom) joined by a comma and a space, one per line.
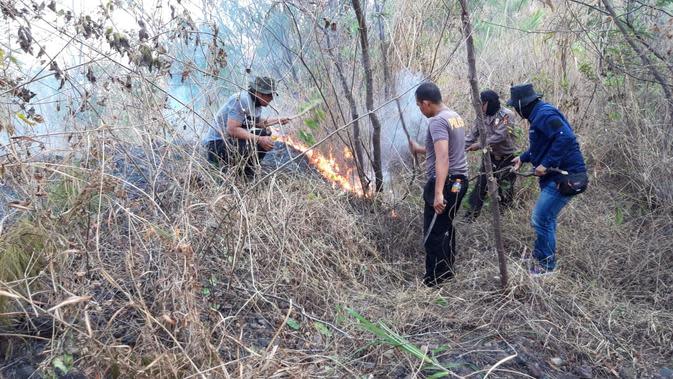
249, 76, 277, 95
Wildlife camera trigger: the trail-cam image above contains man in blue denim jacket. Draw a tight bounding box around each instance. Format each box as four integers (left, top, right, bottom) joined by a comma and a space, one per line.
508, 84, 587, 276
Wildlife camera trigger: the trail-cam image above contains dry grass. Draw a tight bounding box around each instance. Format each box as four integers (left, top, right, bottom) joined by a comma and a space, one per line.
0, 139, 671, 378
1, 1, 672, 377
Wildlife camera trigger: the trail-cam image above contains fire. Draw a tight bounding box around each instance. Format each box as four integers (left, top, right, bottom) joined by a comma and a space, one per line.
273, 134, 365, 196
343, 146, 353, 159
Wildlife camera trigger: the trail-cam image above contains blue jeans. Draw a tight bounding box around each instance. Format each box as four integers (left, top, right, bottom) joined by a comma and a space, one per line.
531, 181, 572, 270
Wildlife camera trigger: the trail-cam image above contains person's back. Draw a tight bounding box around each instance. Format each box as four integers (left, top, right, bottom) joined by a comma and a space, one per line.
522, 101, 586, 187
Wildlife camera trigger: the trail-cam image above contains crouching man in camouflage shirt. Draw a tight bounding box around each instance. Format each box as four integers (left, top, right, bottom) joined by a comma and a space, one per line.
464, 90, 518, 221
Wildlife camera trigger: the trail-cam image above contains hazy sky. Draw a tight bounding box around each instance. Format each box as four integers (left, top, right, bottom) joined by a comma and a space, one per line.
1, 0, 269, 145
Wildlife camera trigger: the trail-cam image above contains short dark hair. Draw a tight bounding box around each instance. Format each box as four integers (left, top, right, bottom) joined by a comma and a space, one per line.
480, 89, 499, 103
415, 82, 442, 104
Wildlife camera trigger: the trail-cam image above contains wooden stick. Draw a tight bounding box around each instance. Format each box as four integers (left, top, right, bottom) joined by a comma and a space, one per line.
287, 100, 322, 120
460, 0, 509, 289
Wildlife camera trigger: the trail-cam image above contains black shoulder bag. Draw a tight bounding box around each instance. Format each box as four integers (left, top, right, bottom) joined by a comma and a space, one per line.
557, 172, 589, 196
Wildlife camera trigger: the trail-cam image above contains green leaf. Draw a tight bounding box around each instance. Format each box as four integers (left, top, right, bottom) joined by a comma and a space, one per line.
434, 298, 448, 307
348, 16, 360, 36
431, 344, 451, 354
314, 321, 333, 337
304, 118, 319, 130
426, 372, 450, 379
298, 100, 315, 112
287, 317, 301, 330
16, 113, 36, 126
108, 363, 121, 379
347, 307, 455, 376
201, 287, 211, 297
615, 207, 624, 225
52, 355, 71, 374
298, 130, 316, 146
521, 9, 544, 31
608, 111, 622, 121
334, 304, 347, 325
314, 108, 326, 121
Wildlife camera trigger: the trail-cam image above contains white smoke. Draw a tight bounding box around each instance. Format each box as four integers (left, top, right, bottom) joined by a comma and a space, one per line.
380, 69, 427, 179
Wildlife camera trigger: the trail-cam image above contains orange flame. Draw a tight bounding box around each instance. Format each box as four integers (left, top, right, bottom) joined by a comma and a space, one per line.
273, 134, 365, 196
343, 147, 353, 160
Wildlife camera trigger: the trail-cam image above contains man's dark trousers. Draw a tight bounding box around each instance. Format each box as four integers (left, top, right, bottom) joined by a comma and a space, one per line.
423, 175, 468, 286
466, 154, 516, 219
207, 138, 268, 179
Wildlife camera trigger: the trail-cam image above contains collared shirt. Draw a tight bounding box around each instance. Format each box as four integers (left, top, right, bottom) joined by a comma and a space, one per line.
204, 91, 262, 143
465, 107, 517, 157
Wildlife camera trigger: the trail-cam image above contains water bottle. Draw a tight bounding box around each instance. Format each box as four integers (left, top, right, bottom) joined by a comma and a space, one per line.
451, 178, 462, 193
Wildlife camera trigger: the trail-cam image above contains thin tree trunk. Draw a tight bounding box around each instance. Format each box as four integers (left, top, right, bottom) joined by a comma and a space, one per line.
375, 0, 392, 100
459, 0, 508, 289
325, 29, 369, 191
601, 0, 673, 126
352, 0, 384, 193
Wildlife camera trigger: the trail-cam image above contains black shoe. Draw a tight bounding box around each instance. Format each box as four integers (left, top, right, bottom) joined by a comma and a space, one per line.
423, 277, 435, 287
423, 272, 454, 287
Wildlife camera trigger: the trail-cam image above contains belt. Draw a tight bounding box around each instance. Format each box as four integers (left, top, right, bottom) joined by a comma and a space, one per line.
450, 174, 467, 181
429, 174, 468, 182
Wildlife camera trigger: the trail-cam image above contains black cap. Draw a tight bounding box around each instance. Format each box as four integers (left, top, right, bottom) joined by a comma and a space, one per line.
506, 83, 543, 108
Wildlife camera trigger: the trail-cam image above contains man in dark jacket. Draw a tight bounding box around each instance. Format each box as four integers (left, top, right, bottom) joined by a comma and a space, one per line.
509, 84, 587, 276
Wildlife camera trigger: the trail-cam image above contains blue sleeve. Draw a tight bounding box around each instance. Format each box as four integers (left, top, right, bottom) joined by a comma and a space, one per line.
541, 117, 574, 168
519, 149, 531, 162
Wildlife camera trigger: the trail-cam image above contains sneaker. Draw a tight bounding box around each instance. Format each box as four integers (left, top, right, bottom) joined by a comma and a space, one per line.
529, 265, 555, 277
